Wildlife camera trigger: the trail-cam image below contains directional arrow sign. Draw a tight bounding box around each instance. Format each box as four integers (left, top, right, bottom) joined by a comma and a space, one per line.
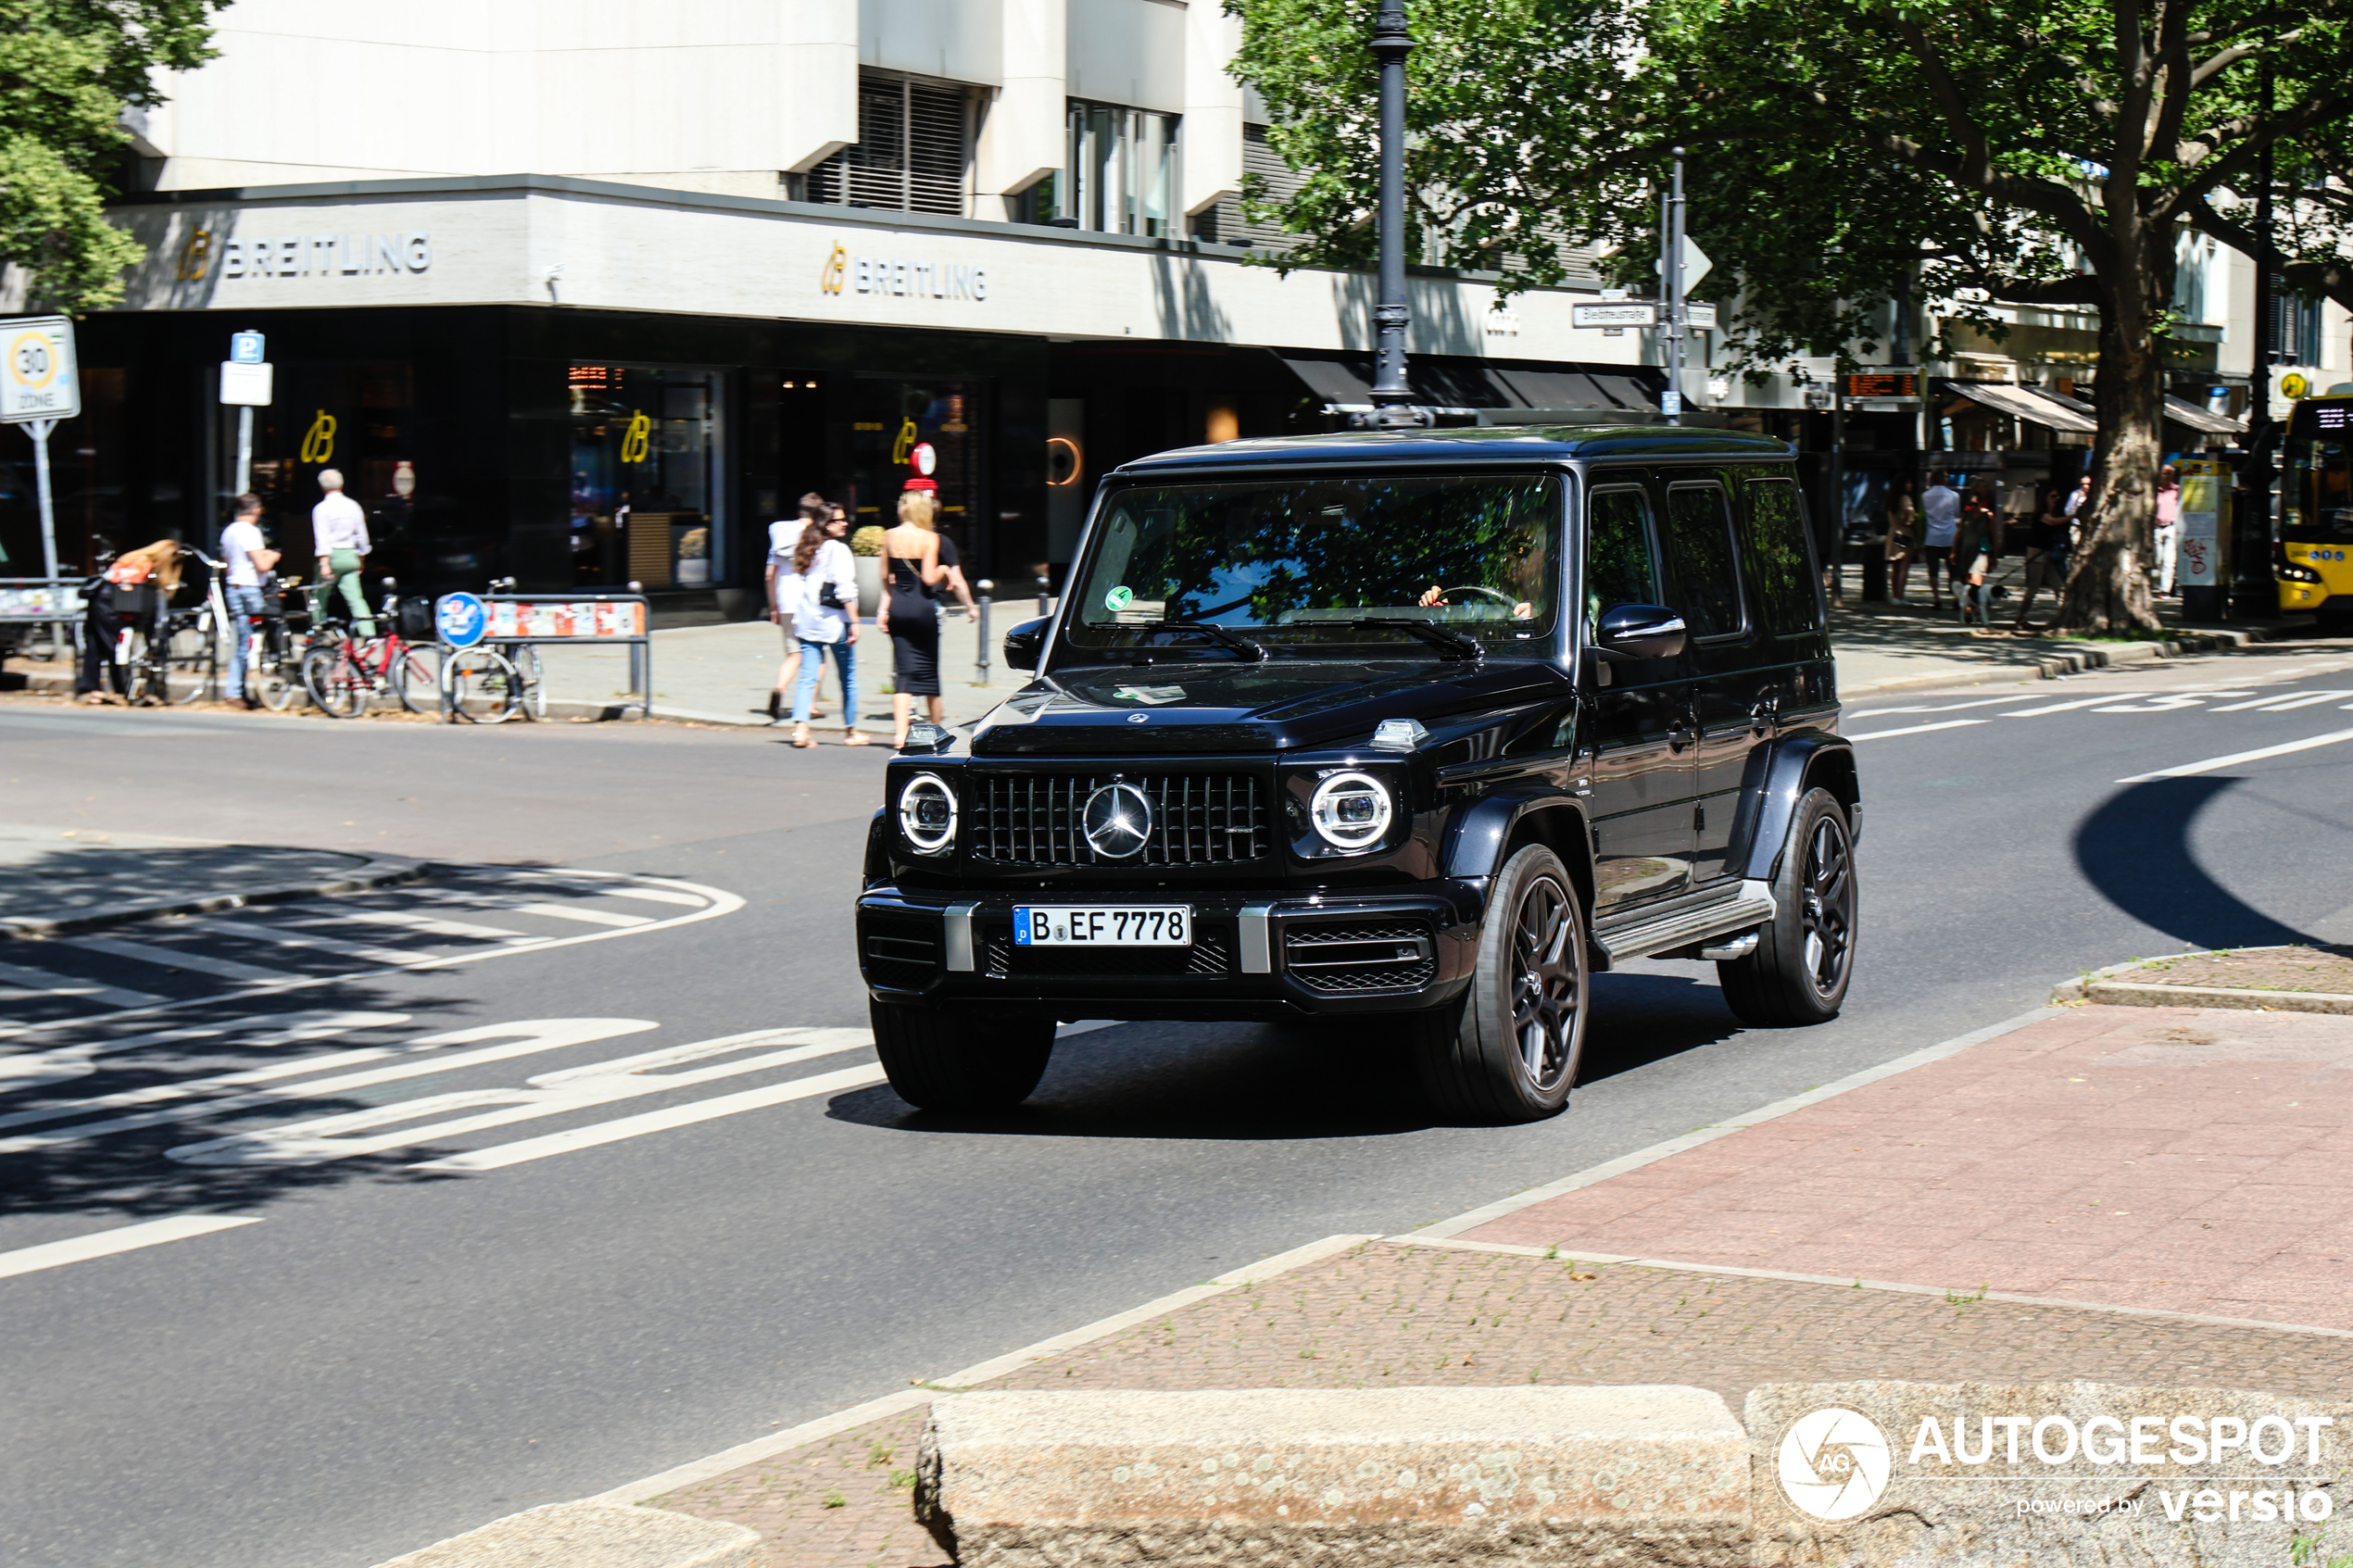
1654, 238, 1715, 294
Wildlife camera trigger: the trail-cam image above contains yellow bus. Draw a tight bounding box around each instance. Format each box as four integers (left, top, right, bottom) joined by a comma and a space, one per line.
2280, 394, 2353, 630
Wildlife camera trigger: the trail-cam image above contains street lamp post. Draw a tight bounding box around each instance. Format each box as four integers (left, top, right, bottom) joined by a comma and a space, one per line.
1366, 0, 1417, 427
2231, 51, 2280, 621
1664, 147, 1688, 425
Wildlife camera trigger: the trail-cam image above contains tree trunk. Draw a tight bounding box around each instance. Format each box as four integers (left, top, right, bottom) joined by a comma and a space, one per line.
2058, 272, 2166, 633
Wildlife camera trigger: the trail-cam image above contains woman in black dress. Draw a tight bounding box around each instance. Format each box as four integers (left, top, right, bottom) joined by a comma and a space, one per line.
877, 485, 948, 748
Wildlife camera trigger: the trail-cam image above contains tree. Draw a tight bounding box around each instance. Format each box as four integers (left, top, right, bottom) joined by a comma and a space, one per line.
0, 0, 224, 314
1229, 0, 2353, 633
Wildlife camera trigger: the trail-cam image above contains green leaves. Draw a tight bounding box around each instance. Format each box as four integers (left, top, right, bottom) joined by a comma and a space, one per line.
0, 0, 225, 312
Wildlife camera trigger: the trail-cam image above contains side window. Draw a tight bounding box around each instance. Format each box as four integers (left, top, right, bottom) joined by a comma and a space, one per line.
1583, 485, 1659, 636
1740, 476, 1824, 636
1664, 482, 1745, 640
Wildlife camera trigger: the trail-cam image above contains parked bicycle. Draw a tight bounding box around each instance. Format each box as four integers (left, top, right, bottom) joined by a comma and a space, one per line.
300, 581, 442, 717
159, 546, 233, 705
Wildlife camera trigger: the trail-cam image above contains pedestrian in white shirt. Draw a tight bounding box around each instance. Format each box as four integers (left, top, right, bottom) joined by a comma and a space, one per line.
779, 509, 866, 749
310, 469, 374, 635
765, 492, 830, 721
1919, 478, 1961, 609
220, 493, 280, 708
2153, 464, 2181, 596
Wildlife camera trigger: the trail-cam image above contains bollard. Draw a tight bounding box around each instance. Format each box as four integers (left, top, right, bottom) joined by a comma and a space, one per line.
975, 580, 992, 686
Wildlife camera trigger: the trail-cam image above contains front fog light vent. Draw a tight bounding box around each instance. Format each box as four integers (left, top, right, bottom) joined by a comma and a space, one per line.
900, 772, 958, 855
1308, 771, 1392, 851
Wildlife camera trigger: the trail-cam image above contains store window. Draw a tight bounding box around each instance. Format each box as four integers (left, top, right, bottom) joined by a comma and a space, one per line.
569, 364, 726, 590
849, 380, 982, 560
1020, 101, 1180, 236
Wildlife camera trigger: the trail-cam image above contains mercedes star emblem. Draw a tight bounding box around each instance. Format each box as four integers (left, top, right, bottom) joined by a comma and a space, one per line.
1081, 782, 1153, 859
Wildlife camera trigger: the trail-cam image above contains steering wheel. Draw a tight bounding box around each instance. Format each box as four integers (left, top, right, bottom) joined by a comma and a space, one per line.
1428, 585, 1517, 608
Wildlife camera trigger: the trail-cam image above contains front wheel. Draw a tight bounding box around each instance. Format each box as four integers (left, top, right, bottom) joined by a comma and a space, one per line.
442, 646, 522, 723
301, 643, 368, 718
1408, 843, 1588, 1123
1718, 786, 1856, 1027
870, 1003, 1054, 1110
392, 645, 444, 713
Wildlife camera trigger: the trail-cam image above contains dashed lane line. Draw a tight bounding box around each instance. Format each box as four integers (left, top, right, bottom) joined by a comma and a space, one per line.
50, 934, 285, 985
2115, 725, 2353, 784
0, 1214, 261, 1283
1998, 693, 2150, 716
0, 959, 163, 1010
1845, 719, 1990, 742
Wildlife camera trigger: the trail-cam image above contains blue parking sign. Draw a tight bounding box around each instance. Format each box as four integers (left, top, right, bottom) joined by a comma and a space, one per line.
230, 331, 266, 365
434, 592, 487, 648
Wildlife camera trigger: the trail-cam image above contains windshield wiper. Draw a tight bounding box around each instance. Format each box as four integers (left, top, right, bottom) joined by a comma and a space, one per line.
1319, 617, 1484, 661
1140, 619, 1268, 661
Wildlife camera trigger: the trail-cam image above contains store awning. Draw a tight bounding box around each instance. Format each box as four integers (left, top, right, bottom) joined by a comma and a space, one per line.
1277, 353, 1663, 412
1942, 379, 2097, 434
2163, 393, 2245, 436
1279, 357, 1375, 407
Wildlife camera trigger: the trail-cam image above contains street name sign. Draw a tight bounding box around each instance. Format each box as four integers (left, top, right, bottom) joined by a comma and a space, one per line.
1, 316, 79, 422
1573, 301, 1658, 329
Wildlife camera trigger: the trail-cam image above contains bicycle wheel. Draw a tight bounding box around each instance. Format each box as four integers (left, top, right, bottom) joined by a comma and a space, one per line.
393, 643, 444, 714
120, 627, 167, 706
166, 611, 220, 704
442, 646, 522, 723
302, 642, 369, 718
253, 624, 299, 709
513, 644, 545, 720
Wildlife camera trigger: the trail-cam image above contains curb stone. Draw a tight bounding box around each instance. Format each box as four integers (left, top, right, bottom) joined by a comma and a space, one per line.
371, 1501, 756, 1568
0, 852, 441, 938
2049, 947, 2353, 1014
1837, 621, 2296, 697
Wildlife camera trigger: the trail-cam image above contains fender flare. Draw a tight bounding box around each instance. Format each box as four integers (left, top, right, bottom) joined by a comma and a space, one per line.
1441, 785, 1592, 884
1730, 731, 1859, 881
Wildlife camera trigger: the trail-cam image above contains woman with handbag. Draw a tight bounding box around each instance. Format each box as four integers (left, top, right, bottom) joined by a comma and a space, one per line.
780, 509, 866, 748
76, 539, 182, 704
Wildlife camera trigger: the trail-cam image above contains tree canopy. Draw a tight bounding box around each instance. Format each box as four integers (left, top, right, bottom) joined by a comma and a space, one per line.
0, 0, 223, 314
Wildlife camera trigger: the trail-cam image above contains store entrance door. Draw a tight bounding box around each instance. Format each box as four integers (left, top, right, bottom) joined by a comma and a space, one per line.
849, 378, 984, 563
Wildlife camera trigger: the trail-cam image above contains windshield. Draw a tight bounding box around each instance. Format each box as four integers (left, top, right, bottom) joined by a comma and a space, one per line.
1066, 473, 1561, 654
2285, 400, 2353, 543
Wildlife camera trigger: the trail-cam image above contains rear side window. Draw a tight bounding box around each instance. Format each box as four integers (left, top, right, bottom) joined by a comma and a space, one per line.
1582, 486, 1659, 635
1664, 482, 1744, 640
1740, 476, 1823, 635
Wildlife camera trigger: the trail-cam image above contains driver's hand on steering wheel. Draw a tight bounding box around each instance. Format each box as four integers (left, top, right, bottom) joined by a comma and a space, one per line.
1418, 584, 1445, 608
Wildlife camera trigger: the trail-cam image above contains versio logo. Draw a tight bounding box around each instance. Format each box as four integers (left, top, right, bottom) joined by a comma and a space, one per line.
1779, 1407, 1893, 1522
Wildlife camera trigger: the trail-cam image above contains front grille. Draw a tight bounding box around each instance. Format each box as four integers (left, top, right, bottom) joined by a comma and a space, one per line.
1284, 922, 1436, 994
984, 922, 1234, 978
862, 914, 939, 987
969, 773, 1270, 867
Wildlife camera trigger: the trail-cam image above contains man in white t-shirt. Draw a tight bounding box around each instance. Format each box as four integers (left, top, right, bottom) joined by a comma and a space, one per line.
311, 468, 374, 635
220, 495, 277, 708
1919, 478, 1961, 608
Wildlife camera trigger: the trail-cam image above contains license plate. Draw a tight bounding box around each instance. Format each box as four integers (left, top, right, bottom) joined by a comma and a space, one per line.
1013, 905, 1192, 947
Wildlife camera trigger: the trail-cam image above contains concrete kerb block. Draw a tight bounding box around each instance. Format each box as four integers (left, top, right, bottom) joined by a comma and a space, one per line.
917, 1385, 1752, 1566
367, 1501, 757, 1568
2049, 947, 2353, 1014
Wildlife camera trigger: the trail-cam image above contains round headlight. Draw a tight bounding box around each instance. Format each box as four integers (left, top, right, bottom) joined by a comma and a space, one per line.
1308, 771, 1392, 851
899, 772, 958, 855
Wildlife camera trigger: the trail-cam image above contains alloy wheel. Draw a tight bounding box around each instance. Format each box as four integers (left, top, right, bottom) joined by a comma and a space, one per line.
1508, 873, 1580, 1090
1800, 815, 1854, 994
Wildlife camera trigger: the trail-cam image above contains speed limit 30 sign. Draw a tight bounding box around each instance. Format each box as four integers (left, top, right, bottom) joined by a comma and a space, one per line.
0, 316, 80, 422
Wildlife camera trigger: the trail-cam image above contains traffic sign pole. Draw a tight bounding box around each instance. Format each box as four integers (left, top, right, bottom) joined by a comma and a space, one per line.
235, 406, 254, 495
24, 417, 57, 580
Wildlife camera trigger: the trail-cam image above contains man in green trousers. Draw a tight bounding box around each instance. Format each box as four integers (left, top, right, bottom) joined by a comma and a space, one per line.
310, 468, 375, 636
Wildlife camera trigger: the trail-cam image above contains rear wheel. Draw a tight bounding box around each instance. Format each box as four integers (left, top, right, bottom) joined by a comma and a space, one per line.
302, 643, 368, 718
392, 645, 443, 713
870, 1002, 1054, 1110
166, 612, 218, 704
1718, 787, 1856, 1026
1408, 843, 1587, 1123
442, 646, 522, 723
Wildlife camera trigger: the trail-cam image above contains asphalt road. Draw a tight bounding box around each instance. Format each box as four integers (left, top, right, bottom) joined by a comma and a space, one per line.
5, 634, 2353, 1568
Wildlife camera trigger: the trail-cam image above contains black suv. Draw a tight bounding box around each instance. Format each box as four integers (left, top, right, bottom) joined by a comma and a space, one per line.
857, 425, 1858, 1123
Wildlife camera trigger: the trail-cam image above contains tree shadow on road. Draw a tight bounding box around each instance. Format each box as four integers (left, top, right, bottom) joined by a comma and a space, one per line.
2073, 775, 2316, 950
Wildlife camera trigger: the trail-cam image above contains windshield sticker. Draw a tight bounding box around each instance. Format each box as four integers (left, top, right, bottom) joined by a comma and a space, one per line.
1103, 584, 1134, 612
1113, 684, 1187, 705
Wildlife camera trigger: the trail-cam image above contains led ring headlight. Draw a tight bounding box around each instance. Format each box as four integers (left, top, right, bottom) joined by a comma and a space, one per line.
899, 772, 958, 855
1308, 771, 1392, 851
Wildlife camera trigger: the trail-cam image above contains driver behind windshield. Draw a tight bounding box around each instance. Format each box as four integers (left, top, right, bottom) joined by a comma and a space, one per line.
1416, 525, 1546, 619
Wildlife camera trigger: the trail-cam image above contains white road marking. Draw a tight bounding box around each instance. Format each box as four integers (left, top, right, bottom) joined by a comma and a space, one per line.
0, 1018, 655, 1154
0, 1010, 409, 1102
2208, 689, 2353, 712
0, 1046, 409, 1134
1999, 693, 2150, 716
51, 934, 284, 985
290, 908, 532, 940
505, 902, 650, 928
2086, 691, 2255, 713
175, 916, 417, 966
1844, 696, 2029, 720
499, 873, 707, 908
0, 960, 162, 1009
0, 1214, 261, 1283
2116, 725, 2353, 783
168, 1028, 872, 1167
413, 1064, 891, 1173
1845, 719, 1990, 742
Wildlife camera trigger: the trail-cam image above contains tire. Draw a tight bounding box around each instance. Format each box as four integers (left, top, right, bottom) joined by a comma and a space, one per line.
1718, 786, 1856, 1027
257, 661, 299, 710
442, 646, 522, 723
166, 612, 218, 704
392, 645, 444, 713
302, 643, 369, 718
508, 644, 546, 721
1408, 843, 1589, 1123
870, 1002, 1054, 1110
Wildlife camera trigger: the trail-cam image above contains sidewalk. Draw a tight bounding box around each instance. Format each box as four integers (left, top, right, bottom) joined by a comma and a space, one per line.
633, 1001, 2353, 1566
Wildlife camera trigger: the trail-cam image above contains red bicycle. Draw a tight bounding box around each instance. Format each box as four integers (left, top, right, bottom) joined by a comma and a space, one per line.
299, 583, 442, 717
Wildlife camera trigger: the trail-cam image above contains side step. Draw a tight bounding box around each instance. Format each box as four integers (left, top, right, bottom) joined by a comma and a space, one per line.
1592, 883, 1776, 967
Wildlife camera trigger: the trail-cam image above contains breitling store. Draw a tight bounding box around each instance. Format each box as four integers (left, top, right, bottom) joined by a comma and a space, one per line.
57, 174, 1653, 619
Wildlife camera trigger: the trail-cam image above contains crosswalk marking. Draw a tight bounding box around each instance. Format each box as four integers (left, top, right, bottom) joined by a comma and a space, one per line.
49, 934, 285, 985
2208, 689, 2353, 712
176, 916, 418, 966
0, 1214, 261, 1283
2116, 725, 2353, 783
1999, 693, 2150, 717
0, 959, 163, 1009
505, 902, 651, 928
412, 1064, 891, 1173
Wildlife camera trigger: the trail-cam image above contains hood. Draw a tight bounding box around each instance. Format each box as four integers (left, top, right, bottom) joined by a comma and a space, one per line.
964, 659, 1570, 756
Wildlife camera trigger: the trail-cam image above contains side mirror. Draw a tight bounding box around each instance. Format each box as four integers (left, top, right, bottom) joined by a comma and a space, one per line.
1003, 615, 1049, 671
1592, 603, 1687, 662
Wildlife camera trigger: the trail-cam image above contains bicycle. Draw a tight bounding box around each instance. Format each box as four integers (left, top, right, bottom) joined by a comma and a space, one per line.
440, 641, 525, 722
477, 576, 547, 721
300, 582, 442, 718
160, 547, 234, 705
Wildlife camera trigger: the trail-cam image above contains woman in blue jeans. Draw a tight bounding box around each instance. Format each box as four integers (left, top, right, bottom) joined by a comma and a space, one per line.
779, 512, 867, 748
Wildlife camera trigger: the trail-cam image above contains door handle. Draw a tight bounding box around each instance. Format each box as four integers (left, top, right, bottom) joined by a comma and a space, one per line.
1667, 720, 1694, 752
1749, 697, 1779, 735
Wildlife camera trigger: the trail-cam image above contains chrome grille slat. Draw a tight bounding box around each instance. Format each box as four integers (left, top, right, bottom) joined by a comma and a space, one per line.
971, 772, 1268, 867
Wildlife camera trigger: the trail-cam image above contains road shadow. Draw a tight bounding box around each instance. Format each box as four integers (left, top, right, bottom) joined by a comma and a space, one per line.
2073, 776, 2316, 950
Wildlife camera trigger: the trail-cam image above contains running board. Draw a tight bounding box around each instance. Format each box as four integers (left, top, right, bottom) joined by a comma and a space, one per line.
1592, 882, 1777, 967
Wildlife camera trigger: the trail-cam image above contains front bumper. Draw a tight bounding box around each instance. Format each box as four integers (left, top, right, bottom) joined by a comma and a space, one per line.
857, 883, 1485, 1022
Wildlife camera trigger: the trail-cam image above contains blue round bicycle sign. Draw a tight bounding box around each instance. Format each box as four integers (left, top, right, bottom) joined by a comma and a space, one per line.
434, 592, 487, 648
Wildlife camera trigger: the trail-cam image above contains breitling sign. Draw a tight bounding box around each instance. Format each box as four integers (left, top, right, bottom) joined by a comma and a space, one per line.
820, 241, 988, 302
